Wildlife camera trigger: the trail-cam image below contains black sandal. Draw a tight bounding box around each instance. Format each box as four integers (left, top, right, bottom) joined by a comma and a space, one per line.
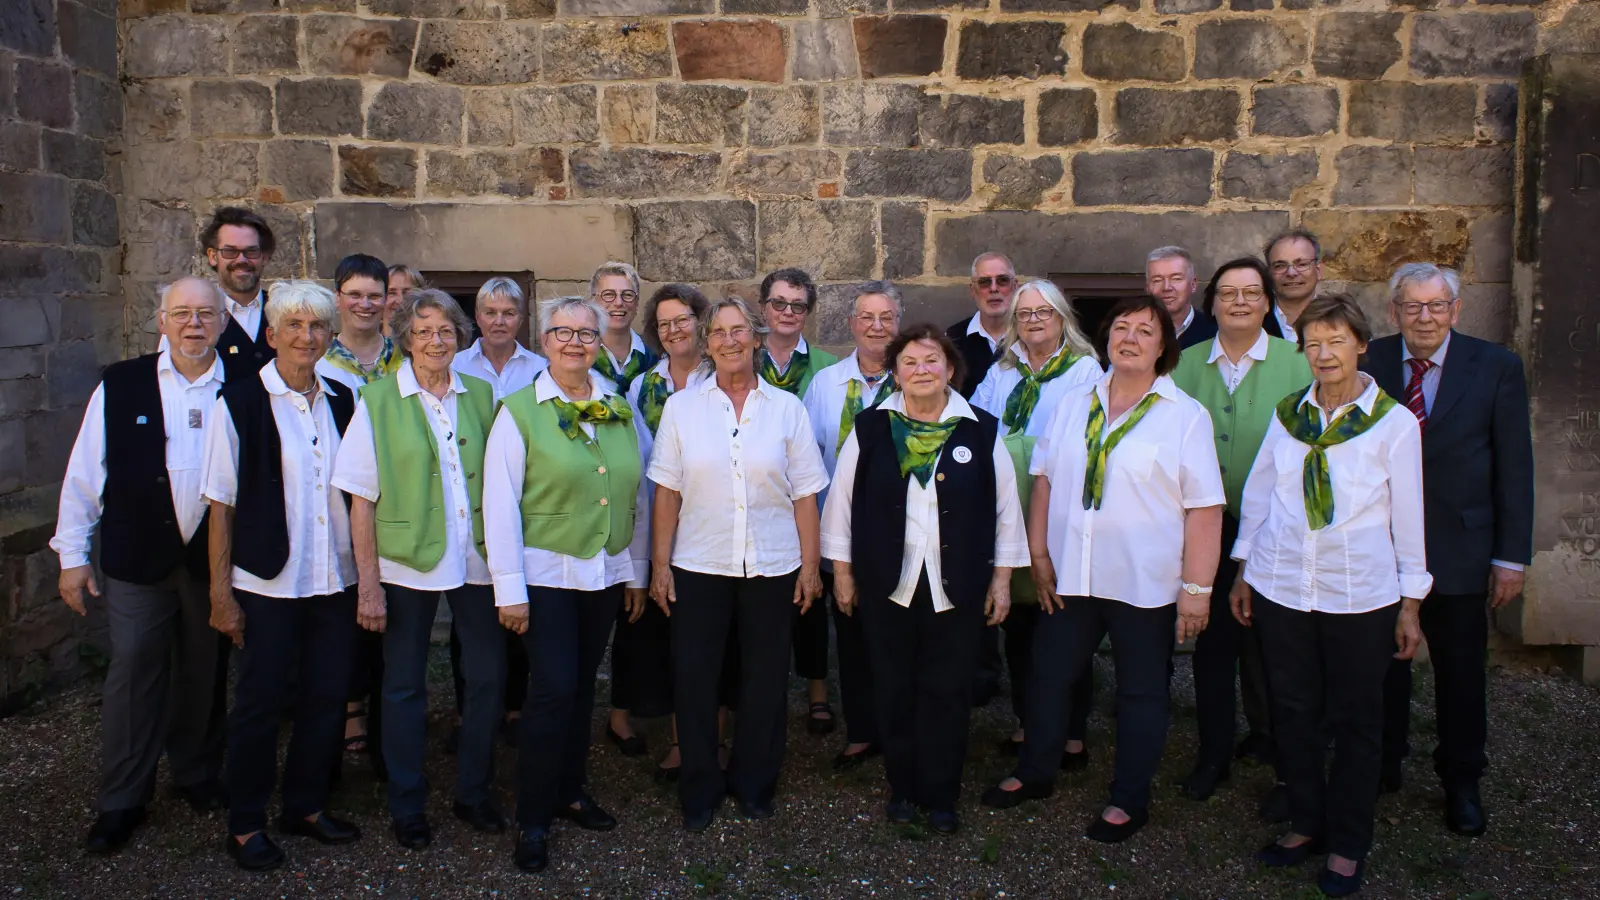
343, 707, 368, 754
655, 743, 681, 785
807, 701, 836, 735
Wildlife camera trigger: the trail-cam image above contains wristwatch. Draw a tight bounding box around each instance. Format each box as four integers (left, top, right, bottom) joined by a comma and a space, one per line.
1181, 582, 1213, 595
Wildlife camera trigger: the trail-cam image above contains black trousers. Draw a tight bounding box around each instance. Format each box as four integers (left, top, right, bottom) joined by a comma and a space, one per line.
517, 585, 622, 830
975, 623, 1004, 697
827, 571, 879, 745
671, 567, 797, 816
1003, 602, 1092, 741
610, 597, 674, 718
1017, 596, 1175, 814
860, 575, 985, 811
347, 628, 384, 749
1255, 593, 1398, 861
226, 589, 357, 835
451, 623, 528, 715
792, 593, 829, 682
1381, 589, 1490, 788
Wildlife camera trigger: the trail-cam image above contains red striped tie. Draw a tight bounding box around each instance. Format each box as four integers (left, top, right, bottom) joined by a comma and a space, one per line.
1404, 358, 1433, 430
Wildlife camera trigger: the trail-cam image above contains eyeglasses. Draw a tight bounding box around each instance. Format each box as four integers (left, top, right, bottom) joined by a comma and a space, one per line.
973, 275, 1014, 289
853, 313, 897, 329
213, 247, 264, 261
164, 308, 220, 325
546, 326, 599, 344
1216, 288, 1266, 304
763, 299, 810, 314
340, 290, 385, 304
410, 327, 458, 344
1394, 299, 1456, 317
597, 290, 638, 306
1014, 307, 1057, 323
656, 314, 696, 333
707, 326, 753, 344
1270, 258, 1318, 275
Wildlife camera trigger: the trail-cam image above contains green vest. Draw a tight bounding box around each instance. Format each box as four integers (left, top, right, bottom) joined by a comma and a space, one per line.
500, 388, 643, 559
791, 347, 839, 398
1172, 336, 1312, 517
363, 372, 496, 571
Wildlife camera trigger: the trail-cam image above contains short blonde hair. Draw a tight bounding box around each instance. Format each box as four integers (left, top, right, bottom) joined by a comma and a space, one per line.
588, 261, 639, 300
391, 288, 473, 358
477, 276, 526, 314
265, 280, 336, 330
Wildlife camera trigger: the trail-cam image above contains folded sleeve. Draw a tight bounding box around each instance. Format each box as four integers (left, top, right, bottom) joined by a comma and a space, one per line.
199, 394, 242, 508
1178, 406, 1227, 510
1386, 412, 1434, 600
482, 406, 531, 608
819, 430, 859, 564
50, 385, 109, 570
1231, 416, 1284, 562
329, 401, 381, 504
785, 400, 832, 501
990, 432, 1030, 567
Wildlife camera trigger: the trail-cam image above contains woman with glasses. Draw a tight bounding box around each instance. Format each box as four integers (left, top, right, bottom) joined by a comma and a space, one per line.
969, 280, 1102, 768
482, 296, 651, 871
331, 289, 502, 852
649, 296, 829, 831
590, 261, 659, 394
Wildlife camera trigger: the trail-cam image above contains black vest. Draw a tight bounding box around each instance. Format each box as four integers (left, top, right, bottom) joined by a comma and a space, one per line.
99, 355, 215, 585
217, 305, 275, 384
848, 407, 999, 607
220, 371, 353, 581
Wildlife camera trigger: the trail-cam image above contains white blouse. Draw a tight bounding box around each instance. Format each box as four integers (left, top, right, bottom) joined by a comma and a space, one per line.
1030, 372, 1226, 608
452, 338, 547, 401
648, 375, 830, 579
1233, 376, 1432, 613
969, 343, 1104, 438
802, 351, 896, 479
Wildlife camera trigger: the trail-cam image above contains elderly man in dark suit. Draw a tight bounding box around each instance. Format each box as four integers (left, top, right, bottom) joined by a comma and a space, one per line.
1366, 263, 1534, 838
945, 251, 1017, 399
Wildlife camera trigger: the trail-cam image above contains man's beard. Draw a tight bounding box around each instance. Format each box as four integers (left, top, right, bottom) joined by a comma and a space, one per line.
222, 265, 260, 295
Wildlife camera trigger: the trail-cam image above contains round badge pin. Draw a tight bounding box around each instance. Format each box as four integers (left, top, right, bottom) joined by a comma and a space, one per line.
952, 446, 973, 464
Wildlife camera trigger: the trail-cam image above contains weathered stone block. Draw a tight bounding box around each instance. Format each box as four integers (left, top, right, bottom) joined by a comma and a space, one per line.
749, 86, 819, 147
543, 21, 672, 82
1220, 151, 1317, 203
881, 201, 925, 280
1348, 82, 1476, 143
656, 84, 747, 145
792, 18, 858, 82
853, 16, 946, 78
983, 154, 1063, 209
190, 81, 273, 138
1154, 0, 1220, 12
0, 173, 68, 243
1332, 146, 1412, 207
276, 79, 363, 137
46, 340, 100, 409
120, 0, 193, 14
822, 83, 920, 147
723, 0, 807, 11
1410, 13, 1536, 79
58, 1, 117, 78
0, 376, 48, 417
416, 21, 541, 85
1038, 88, 1098, 147
1082, 23, 1184, 83
74, 73, 121, 140
1467, 211, 1510, 284
920, 94, 1024, 148
125, 82, 187, 144
1115, 88, 1238, 145
1481, 83, 1518, 143
0, 122, 40, 173
192, 0, 275, 11
360, 0, 493, 16
634, 201, 755, 281
726, 148, 838, 197
41, 130, 104, 181
426, 148, 563, 198
1, 0, 55, 56
0, 52, 13, 121
816, 0, 887, 15
1073, 149, 1213, 206
957, 21, 1067, 80
70, 183, 117, 247
1313, 13, 1402, 80
0, 246, 101, 295
758, 200, 875, 279
1193, 20, 1306, 80
1251, 84, 1338, 137
513, 85, 598, 143
1230, 0, 1271, 10
234, 16, 300, 73
673, 21, 786, 83
570, 148, 721, 199
559, 0, 710, 12
368, 83, 463, 145
601, 85, 652, 144
1301, 209, 1469, 281
339, 145, 416, 198
1413, 146, 1514, 207
468, 90, 515, 146
16, 61, 72, 130
304, 16, 417, 78
1544, 3, 1600, 54
123, 202, 195, 278
124, 16, 227, 78
263, 140, 334, 202
845, 149, 972, 202
1001, 0, 1133, 10
124, 141, 260, 201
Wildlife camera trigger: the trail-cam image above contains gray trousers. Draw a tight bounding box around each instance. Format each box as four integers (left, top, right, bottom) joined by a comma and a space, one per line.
100, 571, 229, 811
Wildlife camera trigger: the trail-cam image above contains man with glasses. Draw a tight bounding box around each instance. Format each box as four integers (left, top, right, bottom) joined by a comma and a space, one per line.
1366, 264, 1533, 838
453, 276, 547, 401
1264, 230, 1324, 343
53, 277, 231, 853
1147, 246, 1216, 351
200, 207, 277, 382
589, 261, 659, 394
946, 252, 1017, 398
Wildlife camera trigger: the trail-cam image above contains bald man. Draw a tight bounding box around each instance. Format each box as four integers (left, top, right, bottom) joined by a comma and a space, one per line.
52, 277, 232, 853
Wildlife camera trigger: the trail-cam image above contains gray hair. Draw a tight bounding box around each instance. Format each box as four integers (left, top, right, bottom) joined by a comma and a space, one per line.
588, 260, 640, 300
1147, 245, 1195, 278
1388, 263, 1461, 305
386, 264, 429, 290
970, 251, 1016, 279
391, 288, 473, 359
537, 294, 607, 336
851, 279, 904, 318
996, 279, 1099, 370
698, 295, 768, 372
476, 276, 526, 314
158, 276, 225, 311
265, 280, 337, 330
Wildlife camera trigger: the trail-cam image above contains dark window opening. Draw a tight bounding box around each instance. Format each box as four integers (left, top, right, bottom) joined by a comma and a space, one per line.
1048, 274, 1149, 342
421, 270, 535, 346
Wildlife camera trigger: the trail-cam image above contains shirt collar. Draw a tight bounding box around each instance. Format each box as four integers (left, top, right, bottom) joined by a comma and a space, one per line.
1009, 338, 1072, 371
465, 337, 536, 365
697, 372, 779, 399
535, 368, 613, 403
1401, 330, 1451, 366
260, 360, 334, 398
967, 312, 1002, 349
1176, 306, 1195, 336
604, 330, 648, 367
1205, 330, 1270, 365
227, 291, 263, 318
1089, 369, 1182, 405
397, 357, 466, 398
1298, 373, 1380, 416
156, 348, 225, 387
835, 350, 890, 387
881, 389, 978, 423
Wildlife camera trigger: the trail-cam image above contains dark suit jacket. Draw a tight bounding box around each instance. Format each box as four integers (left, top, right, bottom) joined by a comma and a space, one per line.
1176, 306, 1218, 351
1361, 331, 1534, 595
945, 316, 997, 399
217, 309, 275, 384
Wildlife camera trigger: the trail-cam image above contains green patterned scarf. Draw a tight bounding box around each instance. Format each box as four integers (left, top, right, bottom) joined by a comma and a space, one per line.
758, 347, 810, 395
323, 336, 400, 386
1081, 389, 1162, 510
636, 370, 672, 436
1002, 344, 1085, 435
888, 411, 960, 487
549, 394, 634, 441
594, 345, 659, 394
837, 373, 896, 453
1273, 386, 1399, 530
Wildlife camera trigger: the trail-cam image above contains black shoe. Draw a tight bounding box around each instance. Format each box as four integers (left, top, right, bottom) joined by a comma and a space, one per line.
1085, 808, 1148, 844
928, 810, 960, 835
655, 744, 681, 784
1317, 860, 1365, 897
998, 737, 1022, 757
1060, 746, 1089, 772
444, 723, 461, 755
226, 831, 285, 872
513, 828, 549, 873
1260, 783, 1292, 823
1445, 784, 1486, 837
1255, 835, 1325, 867
1235, 732, 1275, 766
171, 780, 228, 813
502, 717, 521, 749
85, 807, 147, 854
606, 723, 647, 757
886, 797, 916, 824
453, 800, 507, 834
392, 813, 432, 850
832, 744, 881, 771
555, 796, 617, 831
1379, 762, 1403, 795
1182, 763, 1230, 801
806, 702, 837, 736
683, 807, 716, 833
972, 682, 999, 708
277, 811, 361, 845
980, 779, 1053, 809
738, 798, 775, 820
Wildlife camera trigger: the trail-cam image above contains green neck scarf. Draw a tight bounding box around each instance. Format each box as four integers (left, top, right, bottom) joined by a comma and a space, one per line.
758, 346, 810, 395
594, 344, 658, 394
1002, 344, 1084, 435
636, 370, 672, 436
1081, 389, 1162, 510
837, 372, 896, 453
323, 336, 400, 385
888, 411, 960, 487
1274, 386, 1398, 530
549, 394, 634, 441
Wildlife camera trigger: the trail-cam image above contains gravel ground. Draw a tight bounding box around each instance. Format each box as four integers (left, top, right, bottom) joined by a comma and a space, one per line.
2, 651, 1597, 900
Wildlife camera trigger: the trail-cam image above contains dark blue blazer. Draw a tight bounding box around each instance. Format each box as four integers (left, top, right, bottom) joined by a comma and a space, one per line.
1361, 331, 1534, 595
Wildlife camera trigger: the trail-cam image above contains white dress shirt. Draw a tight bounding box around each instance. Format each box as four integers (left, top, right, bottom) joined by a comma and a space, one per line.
332, 360, 491, 591
768, 335, 814, 375
649, 375, 830, 578
803, 351, 895, 478
453, 338, 547, 401
1273, 305, 1297, 345
970, 343, 1104, 437
228, 293, 264, 342
965, 313, 1003, 352
1175, 306, 1196, 339
625, 357, 711, 461
1232, 375, 1433, 613
1207, 330, 1271, 395
597, 330, 651, 386
51, 351, 225, 570
200, 364, 354, 599
482, 371, 650, 606
1030, 372, 1226, 607
821, 391, 1030, 612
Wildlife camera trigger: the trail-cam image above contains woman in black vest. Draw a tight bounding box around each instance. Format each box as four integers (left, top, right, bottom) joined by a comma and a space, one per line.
821, 323, 1028, 836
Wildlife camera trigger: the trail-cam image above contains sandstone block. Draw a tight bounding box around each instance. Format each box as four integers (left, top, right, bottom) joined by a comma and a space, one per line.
602, 85, 653, 144
1410, 13, 1536, 79
853, 16, 947, 78
1251, 84, 1338, 137
514, 85, 598, 143
957, 21, 1067, 80
634, 201, 755, 281
16, 61, 72, 130
193, 0, 275, 11
1231, 0, 1271, 9
234, 16, 300, 73
304, 15, 417, 78
570, 148, 721, 199
727, 148, 839, 198
1312, 13, 1402, 80
758, 200, 876, 279
0, 246, 101, 295
0, 173, 69, 243
1467, 211, 1511, 283
125, 141, 258, 201
74, 73, 121, 140
559, 0, 711, 12
1115, 88, 1238, 145
362, 0, 494, 16
1332, 146, 1412, 207
71, 183, 118, 247
1154, 0, 1220, 12
1037, 88, 1098, 147
119, 0, 188, 16
1002, 0, 1134, 9
190, 81, 273, 138
504, 0, 556, 13
792, 18, 858, 82
124, 16, 227, 78
1, 0, 55, 56
58, 1, 117, 79
1413, 146, 1514, 207
0, 52, 12, 121
1082, 23, 1184, 83
41, 130, 104, 181
920, 94, 1024, 148
1193, 20, 1306, 80
544, 21, 672, 82
983, 154, 1064, 209
276, 79, 363, 137
368, 83, 463, 145
125, 82, 187, 144
673, 21, 786, 83
656, 84, 747, 145
1073, 149, 1212, 206
416, 21, 541, 85
1220, 151, 1317, 203
426, 148, 563, 198
339, 145, 416, 198
822, 83, 920, 147
1301, 209, 1469, 281
845, 149, 972, 202
881, 201, 925, 280
1545, 2, 1600, 54
1481, 83, 1518, 143
263, 140, 334, 202
816, 0, 887, 16
1348, 82, 1475, 143
723, 0, 808, 11
749, 86, 819, 147
468, 90, 515, 146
